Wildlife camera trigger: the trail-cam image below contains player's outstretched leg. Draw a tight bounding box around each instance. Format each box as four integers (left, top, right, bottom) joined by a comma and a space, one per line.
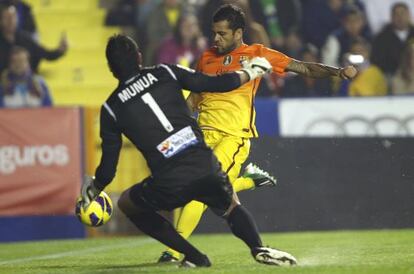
232, 163, 277, 192
225, 204, 297, 266
118, 189, 211, 267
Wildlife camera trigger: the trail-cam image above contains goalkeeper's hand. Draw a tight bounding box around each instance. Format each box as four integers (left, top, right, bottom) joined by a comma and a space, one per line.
81, 175, 101, 209
241, 57, 272, 81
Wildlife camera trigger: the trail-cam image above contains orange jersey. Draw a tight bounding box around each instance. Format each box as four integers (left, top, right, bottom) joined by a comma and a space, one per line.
195, 43, 292, 138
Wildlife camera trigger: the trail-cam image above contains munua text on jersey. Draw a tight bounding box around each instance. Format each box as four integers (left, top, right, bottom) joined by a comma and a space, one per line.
118, 73, 158, 103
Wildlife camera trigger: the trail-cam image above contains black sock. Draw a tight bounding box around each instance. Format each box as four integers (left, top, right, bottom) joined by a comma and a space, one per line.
227, 205, 262, 250
125, 210, 203, 262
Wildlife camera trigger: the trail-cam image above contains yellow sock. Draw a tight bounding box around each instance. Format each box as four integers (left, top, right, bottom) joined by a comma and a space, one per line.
232, 177, 255, 192
165, 200, 207, 259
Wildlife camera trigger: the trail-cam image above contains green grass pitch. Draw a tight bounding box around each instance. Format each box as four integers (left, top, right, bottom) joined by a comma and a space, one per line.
1, 229, 413, 274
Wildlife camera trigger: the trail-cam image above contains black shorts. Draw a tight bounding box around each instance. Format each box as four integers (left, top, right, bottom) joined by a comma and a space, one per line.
129, 170, 234, 216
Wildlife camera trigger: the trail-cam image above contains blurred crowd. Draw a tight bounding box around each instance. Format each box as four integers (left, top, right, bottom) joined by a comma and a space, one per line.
0, 0, 67, 108
104, 0, 414, 98
1, 0, 413, 108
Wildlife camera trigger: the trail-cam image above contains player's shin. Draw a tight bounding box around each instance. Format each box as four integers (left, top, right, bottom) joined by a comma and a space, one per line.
225, 205, 297, 266
226, 205, 263, 249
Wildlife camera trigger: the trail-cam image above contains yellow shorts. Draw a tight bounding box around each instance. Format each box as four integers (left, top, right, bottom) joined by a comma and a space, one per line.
202, 129, 250, 184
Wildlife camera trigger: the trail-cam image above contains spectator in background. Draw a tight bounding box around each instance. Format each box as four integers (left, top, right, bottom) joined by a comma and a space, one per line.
157, 13, 206, 67
322, 6, 371, 67
392, 41, 414, 94
282, 29, 304, 60
0, 0, 37, 38
0, 46, 52, 108
360, 0, 414, 34
104, 1, 161, 64
301, 0, 366, 49
340, 38, 387, 96
144, 0, 184, 65
250, 0, 302, 49
281, 45, 333, 97
104, 0, 136, 27
134, 0, 160, 58
371, 2, 414, 75
0, 4, 67, 73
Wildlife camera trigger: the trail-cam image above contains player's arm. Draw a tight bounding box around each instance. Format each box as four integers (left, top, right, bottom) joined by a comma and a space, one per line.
82, 106, 122, 207
285, 59, 357, 79
259, 45, 357, 79
169, 64, 247, 93
184, 58, 205, 112
95, 106, 122, 188
167, 58, 271, 93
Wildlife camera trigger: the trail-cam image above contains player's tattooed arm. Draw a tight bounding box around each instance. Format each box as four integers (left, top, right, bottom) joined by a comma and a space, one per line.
286, 59, 357, 79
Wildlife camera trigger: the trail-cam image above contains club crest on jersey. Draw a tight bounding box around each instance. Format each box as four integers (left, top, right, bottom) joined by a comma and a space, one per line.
223, 55, 232, 66
239, 56, 249, 64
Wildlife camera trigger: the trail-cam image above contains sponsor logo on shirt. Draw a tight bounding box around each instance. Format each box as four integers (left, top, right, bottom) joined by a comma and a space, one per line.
157, 126, 198, 158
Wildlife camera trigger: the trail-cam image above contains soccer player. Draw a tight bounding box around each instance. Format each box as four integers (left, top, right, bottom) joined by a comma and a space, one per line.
80, 34, 297, 267
159, 4, 357, 262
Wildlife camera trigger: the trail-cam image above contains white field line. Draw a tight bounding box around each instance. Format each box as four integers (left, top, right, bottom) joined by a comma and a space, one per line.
0, 238, 154, 266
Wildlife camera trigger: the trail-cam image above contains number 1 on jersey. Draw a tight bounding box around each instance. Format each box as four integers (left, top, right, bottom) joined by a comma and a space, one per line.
142, 93, 174, 132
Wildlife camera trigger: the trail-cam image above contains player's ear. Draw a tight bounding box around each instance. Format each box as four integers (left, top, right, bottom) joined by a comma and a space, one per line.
234, 28, 243, 41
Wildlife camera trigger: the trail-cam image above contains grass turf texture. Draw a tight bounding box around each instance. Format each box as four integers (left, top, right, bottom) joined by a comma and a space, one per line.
0, 229, 413, 274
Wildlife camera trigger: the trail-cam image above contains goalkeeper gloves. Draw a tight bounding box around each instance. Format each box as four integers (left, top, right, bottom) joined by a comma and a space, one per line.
241, 57, 272, 81
81, 175, 102, 209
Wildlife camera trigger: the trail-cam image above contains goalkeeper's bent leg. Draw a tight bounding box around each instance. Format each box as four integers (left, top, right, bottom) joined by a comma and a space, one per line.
165, 200, 207, 259
118, 191, 206, 264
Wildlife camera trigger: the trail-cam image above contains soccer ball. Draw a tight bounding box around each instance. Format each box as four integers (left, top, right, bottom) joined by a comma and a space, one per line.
75, 192, 113, 227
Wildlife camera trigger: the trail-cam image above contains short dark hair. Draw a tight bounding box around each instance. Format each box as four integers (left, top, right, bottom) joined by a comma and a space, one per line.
392, 2, 409, 14
106, 34, 141, 80
213, 4, 245, 32
343, 5, 363, 19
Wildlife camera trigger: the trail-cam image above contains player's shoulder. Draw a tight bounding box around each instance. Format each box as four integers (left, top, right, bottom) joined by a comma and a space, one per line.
243, 43, 266, 55
142, 65, 166, 76
105, 85, 121, 108
204, 46, 218, 56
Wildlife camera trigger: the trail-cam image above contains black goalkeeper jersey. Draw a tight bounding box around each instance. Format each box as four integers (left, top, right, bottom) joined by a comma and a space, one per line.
94, 64, 242, 188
